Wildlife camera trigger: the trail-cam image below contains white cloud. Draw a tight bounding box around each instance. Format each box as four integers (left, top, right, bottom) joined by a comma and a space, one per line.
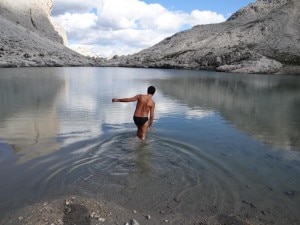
189, 10, 227, 26
53, 13, 97, 31
52, 0, 226, 58
53, 0, 98, 15
185, 108, 214, 119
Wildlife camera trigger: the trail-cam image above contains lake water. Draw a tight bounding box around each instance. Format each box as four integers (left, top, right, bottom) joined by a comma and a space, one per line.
0, 67, 299, 224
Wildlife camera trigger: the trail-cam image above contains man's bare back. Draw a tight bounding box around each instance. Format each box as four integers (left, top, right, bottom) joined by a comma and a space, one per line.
134, 94, 154, 117
112, 86, 156, 140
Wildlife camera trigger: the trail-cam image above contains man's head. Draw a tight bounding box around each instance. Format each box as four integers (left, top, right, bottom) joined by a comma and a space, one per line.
147, 86, 156, 95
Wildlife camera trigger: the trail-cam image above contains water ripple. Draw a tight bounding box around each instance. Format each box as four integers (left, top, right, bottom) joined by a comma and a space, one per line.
37, 132, 243, 216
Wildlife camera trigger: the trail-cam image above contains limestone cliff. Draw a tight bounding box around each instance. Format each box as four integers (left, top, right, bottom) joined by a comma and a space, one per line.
0, 0, 98, 67
110, 0, 300, 74
0, 0, 63, 44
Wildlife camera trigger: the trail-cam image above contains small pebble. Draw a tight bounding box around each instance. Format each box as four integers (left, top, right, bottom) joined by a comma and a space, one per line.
132, 209, 137, 214
146, 215, 151, 220
64, 207, 71, 214
98, 217, 105, 222
131, 219, 140, 225
164, 219, 169, 223
18, 217, 24, 221
65, 200, 70, 205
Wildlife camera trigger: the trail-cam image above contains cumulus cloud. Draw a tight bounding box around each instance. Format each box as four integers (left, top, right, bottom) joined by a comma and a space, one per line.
52, 0, 226, 58
53, 0, 98, 15
54, 13, 97, 31
189, 10, 227, 26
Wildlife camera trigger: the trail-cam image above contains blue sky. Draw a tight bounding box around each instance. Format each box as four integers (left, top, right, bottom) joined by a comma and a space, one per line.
52, 0, 254, 57
143, 0, 254, 16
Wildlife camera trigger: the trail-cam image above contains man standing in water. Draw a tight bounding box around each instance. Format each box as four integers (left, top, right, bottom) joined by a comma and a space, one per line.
112, 86, 156, 140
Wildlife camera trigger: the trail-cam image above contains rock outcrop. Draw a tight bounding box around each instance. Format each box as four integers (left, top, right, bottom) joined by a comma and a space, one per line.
0, 0, 63, 44
109, 0, 300, 74
0, 0, 100, 67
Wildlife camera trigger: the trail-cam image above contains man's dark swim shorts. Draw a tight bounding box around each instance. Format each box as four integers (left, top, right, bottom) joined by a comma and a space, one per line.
133, 116, 148, 127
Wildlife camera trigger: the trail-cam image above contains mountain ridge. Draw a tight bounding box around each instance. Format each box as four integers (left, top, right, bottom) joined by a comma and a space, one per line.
107, 0, 300, 74
0, 0, 299, 74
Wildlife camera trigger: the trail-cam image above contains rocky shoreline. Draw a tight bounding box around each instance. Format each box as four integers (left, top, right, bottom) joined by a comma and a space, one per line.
0, 195, 208, 225
0, 194, 267, 225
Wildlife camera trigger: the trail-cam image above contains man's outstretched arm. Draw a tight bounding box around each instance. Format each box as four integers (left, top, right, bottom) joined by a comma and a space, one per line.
112, 95, 139, 103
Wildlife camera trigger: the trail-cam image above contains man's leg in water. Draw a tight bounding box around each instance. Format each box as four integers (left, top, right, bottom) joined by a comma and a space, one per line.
137, 122, 148, 140
137, 127, 141, 139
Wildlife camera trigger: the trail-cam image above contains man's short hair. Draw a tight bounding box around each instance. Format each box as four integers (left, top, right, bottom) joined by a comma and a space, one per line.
147, 86, 156, 95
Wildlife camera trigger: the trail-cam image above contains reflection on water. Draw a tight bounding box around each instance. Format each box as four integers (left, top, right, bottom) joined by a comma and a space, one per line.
154, 73, 300, 150
0, 68, 63, 163
0, 67, 299, 224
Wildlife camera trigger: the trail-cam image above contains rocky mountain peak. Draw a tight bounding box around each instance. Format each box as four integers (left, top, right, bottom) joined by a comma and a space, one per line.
108, 0, 300, 74
228, 0, 290, 21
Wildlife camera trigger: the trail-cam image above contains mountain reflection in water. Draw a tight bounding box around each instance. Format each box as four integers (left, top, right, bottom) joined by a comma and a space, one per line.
0, 68, 64, 163
0, 68, 299, 225
154, 73, 300, 150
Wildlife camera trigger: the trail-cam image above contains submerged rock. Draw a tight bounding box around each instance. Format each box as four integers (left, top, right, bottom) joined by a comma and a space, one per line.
284, 191, 296, 196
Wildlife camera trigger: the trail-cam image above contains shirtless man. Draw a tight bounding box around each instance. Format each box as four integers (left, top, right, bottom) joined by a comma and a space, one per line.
112, 86, 156, 140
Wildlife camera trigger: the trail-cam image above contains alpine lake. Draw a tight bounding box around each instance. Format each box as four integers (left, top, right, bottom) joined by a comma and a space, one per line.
0, 67, 299, 225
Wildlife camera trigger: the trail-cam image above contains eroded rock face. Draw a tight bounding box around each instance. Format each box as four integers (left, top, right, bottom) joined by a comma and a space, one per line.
109, 0, 300, 74
227, 0, 290, 21
0, 0, 102, 67
0, 0, 63, 44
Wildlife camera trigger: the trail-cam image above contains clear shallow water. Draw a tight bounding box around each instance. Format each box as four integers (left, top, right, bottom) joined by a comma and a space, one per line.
0, 67, 300, 224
